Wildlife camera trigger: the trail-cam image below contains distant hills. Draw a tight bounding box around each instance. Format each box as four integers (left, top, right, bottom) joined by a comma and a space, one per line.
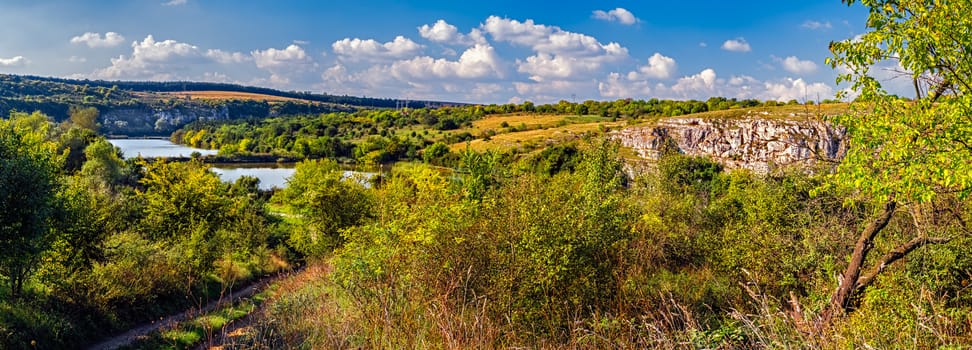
0, 74, 461, 135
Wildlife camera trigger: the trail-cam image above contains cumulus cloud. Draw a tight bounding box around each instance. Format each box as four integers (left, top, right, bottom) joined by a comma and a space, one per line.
762, 78, 833, 102
802, 20, 832, 30
482, 16, 626, 57
631, 53, 677, 79
252, 44, 312, 69
482, 15, 628, 93
592, 8, 639, 25
83, 35, 255, 81
251, 44, 318, 86
598, 65, 835, 102
598, 72, 652, 98
0, 56, 28, 67
163, 0, 187, 6
88, 35, 204, 80
671, 68, 718, 95
721, 38, 751, 52
775, 55, 818, 75
389, 44, 504, 80
332, 36, 423, 61
321, 43, 506, 101
70, 32, 125, 48
419, 20, 480, 45
206, 49, 250, 64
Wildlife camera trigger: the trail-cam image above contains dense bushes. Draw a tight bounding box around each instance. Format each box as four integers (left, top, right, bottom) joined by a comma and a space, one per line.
0, 112, 292, 349
241, 142, 972, 348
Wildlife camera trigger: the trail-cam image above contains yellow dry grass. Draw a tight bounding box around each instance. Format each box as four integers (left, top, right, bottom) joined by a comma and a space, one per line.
159, 91, 308, 102
684, 103, 851, 120
470, 114, 569, 133
450, 121, 624, 152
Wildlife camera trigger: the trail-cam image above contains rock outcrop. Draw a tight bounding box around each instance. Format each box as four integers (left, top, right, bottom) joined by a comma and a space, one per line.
102, 106, 232, 136
614, 114, 847, 173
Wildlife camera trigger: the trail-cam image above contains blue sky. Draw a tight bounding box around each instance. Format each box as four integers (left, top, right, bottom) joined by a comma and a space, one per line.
0, 0, 880, 104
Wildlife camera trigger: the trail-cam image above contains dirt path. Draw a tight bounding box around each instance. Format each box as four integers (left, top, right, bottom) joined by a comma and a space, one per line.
86, 274, 282, 350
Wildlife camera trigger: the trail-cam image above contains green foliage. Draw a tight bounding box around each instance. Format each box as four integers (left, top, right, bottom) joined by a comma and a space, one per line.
0, 112, 63, 297
69, 106, 99, 132
274, 159, 373, 257
80, 139, 125, 188
421, 141, 450, 165
56, 126, 98, 172
524, 142, 580, 176
827, 0, 972, 203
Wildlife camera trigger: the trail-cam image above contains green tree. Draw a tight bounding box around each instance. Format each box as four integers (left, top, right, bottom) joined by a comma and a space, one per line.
274, 159, 372, 257
80, 139, 125, 188
69, 106, 99, 132
140, 160, 227, 275
816, 0, 972, 329
421, 141, 450, 165
0, 113, 63, 297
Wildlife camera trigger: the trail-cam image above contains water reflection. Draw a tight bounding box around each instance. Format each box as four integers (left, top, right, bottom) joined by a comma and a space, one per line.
109, 139, 374, 190
108, 139, 217, 159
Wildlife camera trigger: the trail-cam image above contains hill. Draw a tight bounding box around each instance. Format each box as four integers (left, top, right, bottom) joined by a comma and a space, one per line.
0, 74, 461, 135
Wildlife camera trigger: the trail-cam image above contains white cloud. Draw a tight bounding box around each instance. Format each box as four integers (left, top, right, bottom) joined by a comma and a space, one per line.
599, 72, 651, 98
631, 52, 677, 79
84, 35, 256, 81
483, 16, 626, 57
389, 44, 504, 80
482, 16, 628, 85
205, 49, 249, 64
419, 20, 477, 45
251, 44, 318, 86
802, 20, 832, 30
0, 56, 28, 67
332, 36, 423, 61
252, 44, 312, 69
163, 0, 187, 6
762, 78, 833, 102
598, 65, 835, 102
88, 35, 204, 80
721, 38, 751, 52
671, 68, 718, 95
69, 56, 87, 63
592, 8, 639, 25
517, 53, 604, 81
70, 32, 126, 48
699, 42, 708, 48
776, 55, 818, 75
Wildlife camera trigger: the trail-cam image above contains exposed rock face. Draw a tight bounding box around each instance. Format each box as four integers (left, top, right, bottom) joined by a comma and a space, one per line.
102, 106, 231, 135
614, 115, 847, 173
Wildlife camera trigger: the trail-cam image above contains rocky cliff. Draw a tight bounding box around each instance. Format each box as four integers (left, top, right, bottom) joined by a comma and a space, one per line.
614, 112, 847, 173
102, 105, 231, 136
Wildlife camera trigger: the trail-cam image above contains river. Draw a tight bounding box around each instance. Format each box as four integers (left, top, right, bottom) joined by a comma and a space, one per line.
108, 139, 295, 190
107, 139, 376, 190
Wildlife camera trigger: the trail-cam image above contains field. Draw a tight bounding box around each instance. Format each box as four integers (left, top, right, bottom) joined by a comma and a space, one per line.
158, 91, 311, 103
447, 113, 621, 152
683, 102, 851, 120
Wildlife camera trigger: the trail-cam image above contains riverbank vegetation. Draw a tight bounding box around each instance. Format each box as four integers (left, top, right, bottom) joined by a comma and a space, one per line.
0, 111, 296, 349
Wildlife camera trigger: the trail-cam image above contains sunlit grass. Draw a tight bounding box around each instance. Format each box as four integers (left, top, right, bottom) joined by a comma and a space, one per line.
450, 121, 624, 152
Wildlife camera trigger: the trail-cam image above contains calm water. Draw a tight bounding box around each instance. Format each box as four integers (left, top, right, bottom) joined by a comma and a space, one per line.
109, 139, 373, 190
210, 164, 296, 190
108, 139, 218, 159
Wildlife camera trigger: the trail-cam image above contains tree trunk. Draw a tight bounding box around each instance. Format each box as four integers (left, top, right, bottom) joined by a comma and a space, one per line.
813, 200, 952, 332
815, 200, 896, 330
